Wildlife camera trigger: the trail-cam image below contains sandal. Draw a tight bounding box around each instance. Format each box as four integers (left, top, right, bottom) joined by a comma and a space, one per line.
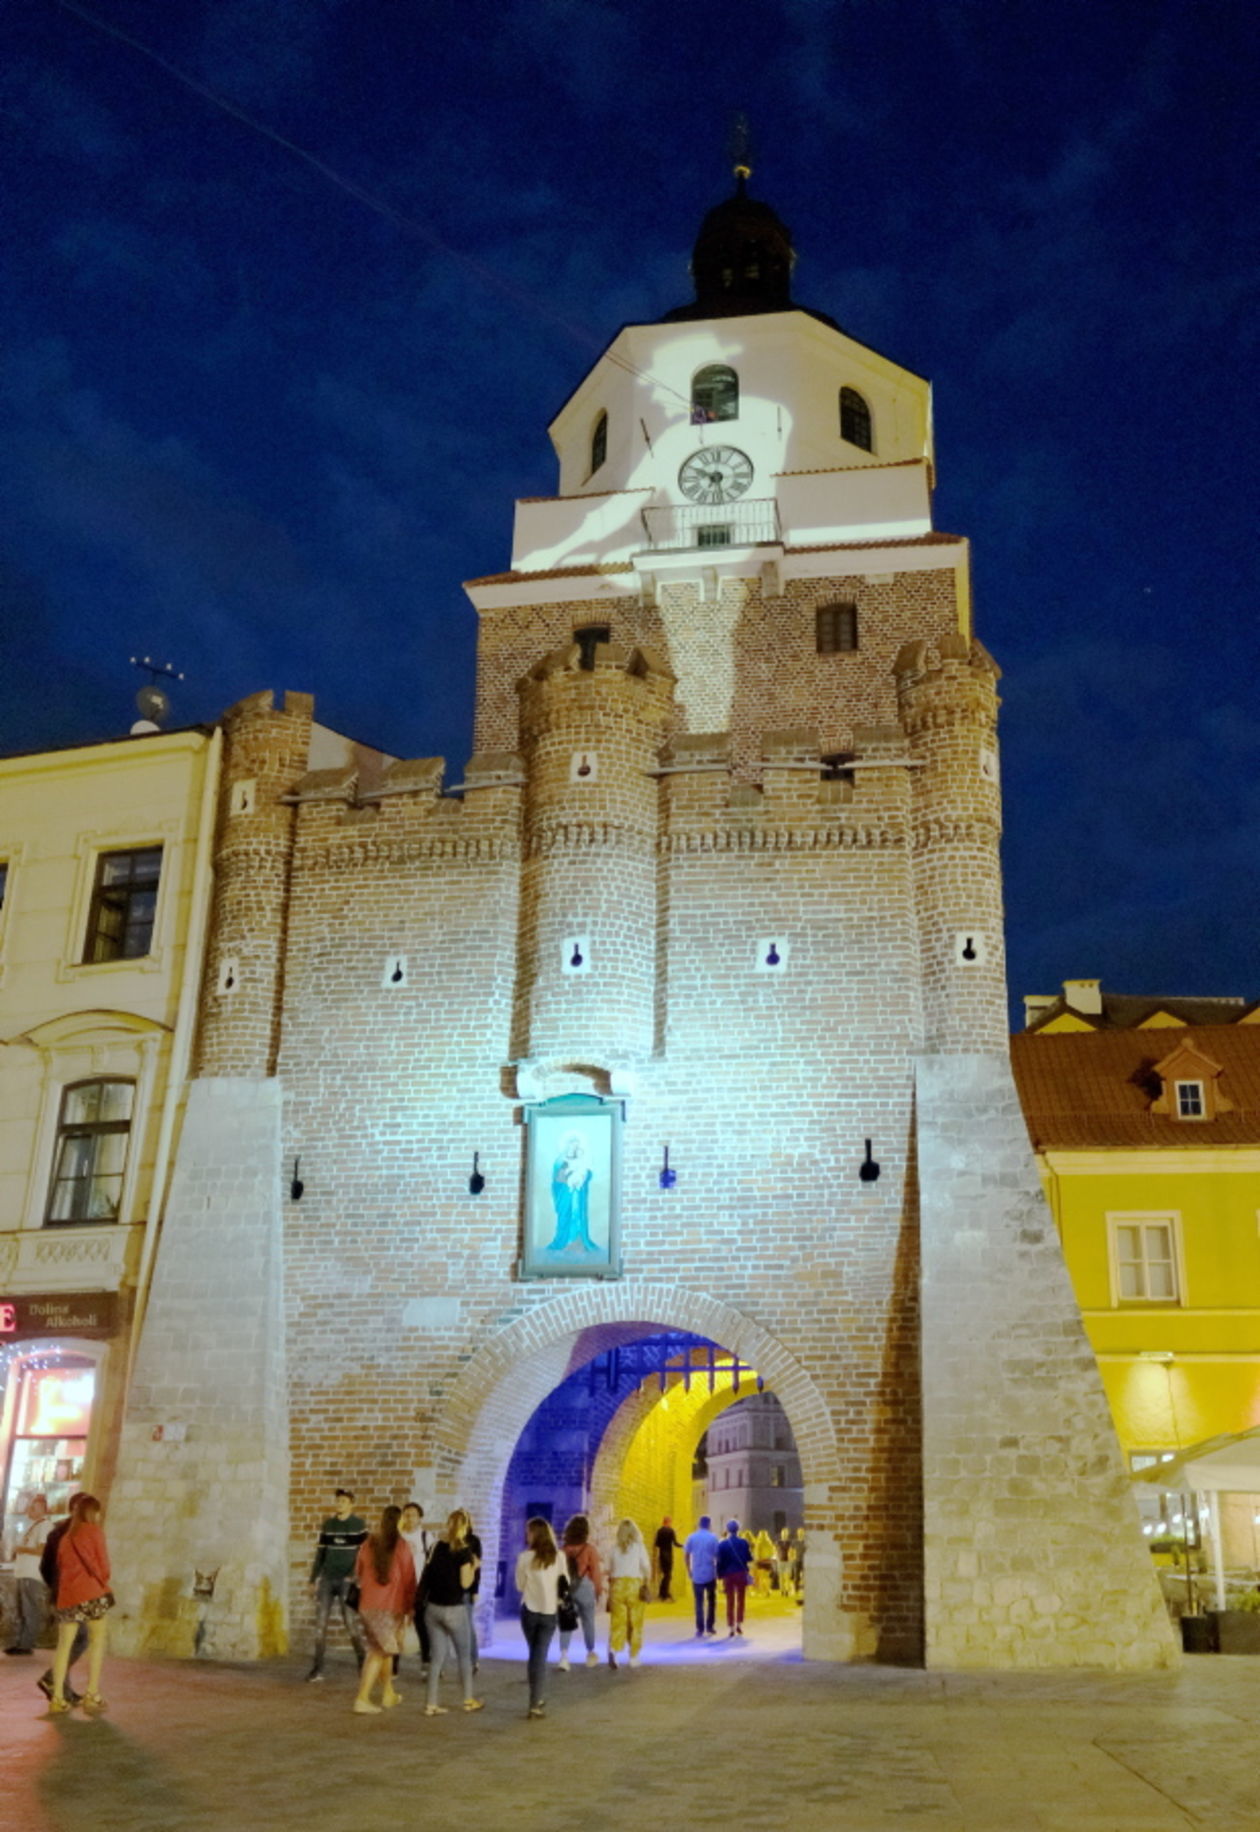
47, 1697, 73, 1715
81, 1694, 107, 1714
423, 1704, 448, 1717
462, 1698, 484, 1712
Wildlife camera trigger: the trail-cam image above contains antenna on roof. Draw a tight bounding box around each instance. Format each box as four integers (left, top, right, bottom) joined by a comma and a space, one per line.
129, 655, 185, 734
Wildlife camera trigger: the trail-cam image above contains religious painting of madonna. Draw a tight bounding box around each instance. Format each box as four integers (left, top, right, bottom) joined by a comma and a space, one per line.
521, 1093, 622, 1279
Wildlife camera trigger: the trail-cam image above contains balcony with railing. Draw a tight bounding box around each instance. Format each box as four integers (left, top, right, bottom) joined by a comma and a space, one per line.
639, 498, 781, 553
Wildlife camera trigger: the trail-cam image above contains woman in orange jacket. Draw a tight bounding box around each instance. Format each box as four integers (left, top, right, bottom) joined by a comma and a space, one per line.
49, 1493, 112, 1714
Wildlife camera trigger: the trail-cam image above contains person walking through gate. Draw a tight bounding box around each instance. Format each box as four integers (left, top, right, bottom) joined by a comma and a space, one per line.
47, 1493, 112, 1714
684, 1513, 720, 1637
307, 1487, 368, 1681
557, 1514, 604, 1671
717, 1517, 754, 1636
423, 1509, 484, 1716
516, 1516, 565, 1719
653, 1516, 682, 1601
351, 1505, 416, 1715
606, 1517, 651, 1669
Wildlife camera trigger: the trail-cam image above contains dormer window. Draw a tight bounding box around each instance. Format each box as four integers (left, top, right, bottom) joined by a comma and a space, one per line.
590, 411, 608, 476
691, 364, 738, 424
840, 386, 872, 452
1149, 1040, 1232, 1122
1175, 1080, 1205, 1119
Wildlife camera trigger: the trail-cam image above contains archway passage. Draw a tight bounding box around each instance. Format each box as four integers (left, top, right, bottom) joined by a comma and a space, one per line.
492, 1331, 806, 1660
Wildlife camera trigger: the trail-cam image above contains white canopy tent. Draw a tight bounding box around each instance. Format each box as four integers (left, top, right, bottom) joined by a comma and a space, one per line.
1134, 1427, 1260, 1611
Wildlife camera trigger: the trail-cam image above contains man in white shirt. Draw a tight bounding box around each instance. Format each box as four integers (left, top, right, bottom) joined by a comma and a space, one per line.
6, 1493, 52, 1655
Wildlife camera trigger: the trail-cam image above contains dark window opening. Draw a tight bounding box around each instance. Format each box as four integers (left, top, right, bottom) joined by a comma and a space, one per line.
840, 386, 872, 451
83, 846, 163, 963
820, 753, 856, 784
45, 1079, 135, 1225
0, 861, 7, 910
816, 603, 858, 654
697, 525, 731, 548
691, 363, 739, 424
574, 624, 611, 670
590, 410, 608, 475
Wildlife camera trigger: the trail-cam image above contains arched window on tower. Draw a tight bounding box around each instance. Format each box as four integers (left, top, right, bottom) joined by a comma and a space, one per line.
691, 364, 739, 424
840, 386, 873, 451
590, 410, 608, 476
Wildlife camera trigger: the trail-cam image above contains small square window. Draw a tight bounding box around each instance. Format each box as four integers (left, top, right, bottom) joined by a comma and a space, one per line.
697, 524, 731, 548
816, 603, 858, 654
1175, 1081, 1205, 1118
83, 847, 163, 963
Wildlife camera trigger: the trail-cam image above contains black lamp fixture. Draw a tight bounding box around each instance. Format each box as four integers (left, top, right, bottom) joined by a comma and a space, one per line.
290, 1156, 304, 1201
468, 1152, 486, 1196
858, 1139, 880, 1184
658, 1145, 677, 1190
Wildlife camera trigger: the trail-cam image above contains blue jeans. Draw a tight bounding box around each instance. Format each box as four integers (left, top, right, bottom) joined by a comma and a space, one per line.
520, 1605, 557, 1708
464, 1594, 479, 1668
310, 1573, 365, 1675
426, 1601, 472, 1706
13, 1576, 46, 1651
692, 1577, 716, 1633
558, 1575, 597, 1656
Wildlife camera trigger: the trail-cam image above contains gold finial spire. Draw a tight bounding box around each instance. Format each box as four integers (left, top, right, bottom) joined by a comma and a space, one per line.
729, 112, 752, 190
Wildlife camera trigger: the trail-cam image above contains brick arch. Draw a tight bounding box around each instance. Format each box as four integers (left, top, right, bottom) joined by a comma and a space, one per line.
432, 1281, 838, 1652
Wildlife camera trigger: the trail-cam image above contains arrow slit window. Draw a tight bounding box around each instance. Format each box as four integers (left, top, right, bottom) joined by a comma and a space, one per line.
590, 411, 608, 476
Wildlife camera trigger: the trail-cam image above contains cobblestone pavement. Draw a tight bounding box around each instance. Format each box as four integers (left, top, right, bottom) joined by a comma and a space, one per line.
4, 1612, 1259, 1832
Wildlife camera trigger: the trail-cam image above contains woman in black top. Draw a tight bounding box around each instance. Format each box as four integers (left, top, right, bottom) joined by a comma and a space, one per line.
422, 1509, 483, 1716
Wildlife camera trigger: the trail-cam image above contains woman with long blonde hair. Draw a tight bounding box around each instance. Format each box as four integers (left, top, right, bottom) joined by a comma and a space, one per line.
48, 1493, 112, 1714
606, 1517, 651, 1669
421, 1509, 483, 1716
515, 1516, 564, 1718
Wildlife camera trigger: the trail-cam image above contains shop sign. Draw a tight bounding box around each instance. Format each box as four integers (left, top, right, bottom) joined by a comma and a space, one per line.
0, 1291, 119, 1338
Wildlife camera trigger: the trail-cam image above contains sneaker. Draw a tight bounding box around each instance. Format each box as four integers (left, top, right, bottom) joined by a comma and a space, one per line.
527, 1704, 546, 1719
305, 1669, 324, 1683
462, 1698, 484, 1712
558, 1657, 570, 1672
585, 1651, 599, 1668
629, 1656, 640, 1669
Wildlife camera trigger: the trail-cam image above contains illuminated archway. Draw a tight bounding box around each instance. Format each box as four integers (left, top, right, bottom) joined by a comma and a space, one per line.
432, 1281, 844, 1658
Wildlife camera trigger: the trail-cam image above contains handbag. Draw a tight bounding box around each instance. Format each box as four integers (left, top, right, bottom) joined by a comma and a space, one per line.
638, 1580, 652, 1604
345, 1582, 361, 1612
556, 1569, 578, 1632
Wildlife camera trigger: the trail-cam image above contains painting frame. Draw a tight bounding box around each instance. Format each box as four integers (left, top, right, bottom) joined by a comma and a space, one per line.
520, 1093, 623, 1280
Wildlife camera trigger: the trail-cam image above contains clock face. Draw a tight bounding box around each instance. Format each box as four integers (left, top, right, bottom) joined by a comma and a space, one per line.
678, 445, 755, 506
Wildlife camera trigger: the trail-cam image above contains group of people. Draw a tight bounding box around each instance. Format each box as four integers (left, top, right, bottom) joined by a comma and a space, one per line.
5, 1489, 113, 1714
651, 1515, 804, 1609
309, 1489, 656, 1720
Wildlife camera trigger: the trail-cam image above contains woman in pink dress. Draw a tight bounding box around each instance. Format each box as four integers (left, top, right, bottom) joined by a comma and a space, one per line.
351, 1505, 416, 1715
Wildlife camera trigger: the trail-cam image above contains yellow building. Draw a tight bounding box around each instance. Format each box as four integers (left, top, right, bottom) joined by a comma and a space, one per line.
0, 723, 219, 1573
1013, 979, 1260, 1567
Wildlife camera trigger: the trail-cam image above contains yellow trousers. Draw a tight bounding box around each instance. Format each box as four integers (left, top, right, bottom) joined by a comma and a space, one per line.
608, 1576, 646, 1655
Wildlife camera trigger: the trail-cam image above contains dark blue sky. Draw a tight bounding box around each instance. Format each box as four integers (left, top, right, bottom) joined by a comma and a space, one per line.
2, 0, 1256, 1020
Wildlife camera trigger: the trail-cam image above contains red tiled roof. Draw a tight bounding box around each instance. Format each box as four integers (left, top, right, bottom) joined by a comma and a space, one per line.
466, 563, 636, 587
1011, 1028, 1260, 1150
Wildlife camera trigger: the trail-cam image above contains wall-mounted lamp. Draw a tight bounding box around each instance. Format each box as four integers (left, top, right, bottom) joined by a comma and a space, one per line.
659, 1145, 677, 1191
858, 1139, 880, 1184
1139, 1350, 1176, 1365
469, 1152, 486, 1196
290, 1156, 304, 1201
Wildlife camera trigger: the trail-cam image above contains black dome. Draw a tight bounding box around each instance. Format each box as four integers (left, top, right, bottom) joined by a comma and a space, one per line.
663, 178, 797, 322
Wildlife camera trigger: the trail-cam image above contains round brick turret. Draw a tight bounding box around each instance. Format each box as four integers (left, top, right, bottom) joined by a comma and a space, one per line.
515, 641, 674, 1063
196, 690, 314, 1077
895, 636, 1006, 1051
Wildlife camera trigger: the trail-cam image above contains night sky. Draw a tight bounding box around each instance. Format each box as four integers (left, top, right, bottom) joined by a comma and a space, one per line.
2, 0, 1256, 1022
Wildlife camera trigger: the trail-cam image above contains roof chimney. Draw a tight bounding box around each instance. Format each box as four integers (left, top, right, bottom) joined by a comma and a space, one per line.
1063, 978, 1103, 1016
1023, 994, 1055, 1028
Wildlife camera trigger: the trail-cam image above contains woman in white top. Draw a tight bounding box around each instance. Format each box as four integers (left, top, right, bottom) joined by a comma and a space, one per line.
515, 1517, 564, 1718
397, 1502, 431, 1670
606, 1518, 651, 1669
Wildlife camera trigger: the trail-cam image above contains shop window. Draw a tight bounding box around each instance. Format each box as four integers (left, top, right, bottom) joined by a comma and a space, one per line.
45, 1079, 135, 1225
83, 846, 163, 963
1110, 1215, 1180, 1304
0, 1351, 95, 1533
816, 603, 858, 653
590, 411, 608, 476
1175, 1080, 1205, 1119
691, 364, 739, 424
840, 386, 872, 451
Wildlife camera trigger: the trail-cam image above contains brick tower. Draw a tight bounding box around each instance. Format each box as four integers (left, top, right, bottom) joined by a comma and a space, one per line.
109, 169, 1176, 1669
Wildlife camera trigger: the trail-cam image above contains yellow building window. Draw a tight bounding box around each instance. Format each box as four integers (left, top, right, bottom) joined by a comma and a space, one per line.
1110, 1215, 1180, 1304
